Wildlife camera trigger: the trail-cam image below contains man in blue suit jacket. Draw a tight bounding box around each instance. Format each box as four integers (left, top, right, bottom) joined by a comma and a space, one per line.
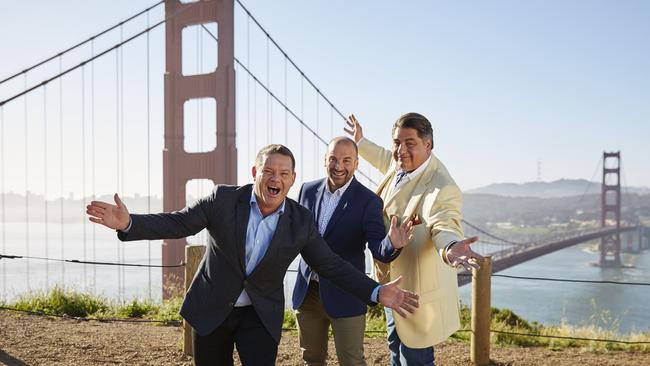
292, 137, 412, 365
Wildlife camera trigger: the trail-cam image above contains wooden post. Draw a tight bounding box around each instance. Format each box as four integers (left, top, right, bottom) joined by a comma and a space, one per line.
183, 244, 206, 356
471, 256, 492, 366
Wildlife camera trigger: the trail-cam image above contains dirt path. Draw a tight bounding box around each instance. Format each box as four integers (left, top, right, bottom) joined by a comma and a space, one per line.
1, 311, 648, 365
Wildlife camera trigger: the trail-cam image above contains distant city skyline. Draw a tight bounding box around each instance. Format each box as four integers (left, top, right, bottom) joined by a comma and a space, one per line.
1, 0, 648, 200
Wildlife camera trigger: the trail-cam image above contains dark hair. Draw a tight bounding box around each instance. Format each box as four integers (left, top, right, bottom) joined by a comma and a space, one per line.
392, 112, 434, 150
328, 136, 358, 155
255, 144, 296, 170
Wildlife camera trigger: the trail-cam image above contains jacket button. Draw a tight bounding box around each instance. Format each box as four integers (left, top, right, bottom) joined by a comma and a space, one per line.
243, 280, 248, 286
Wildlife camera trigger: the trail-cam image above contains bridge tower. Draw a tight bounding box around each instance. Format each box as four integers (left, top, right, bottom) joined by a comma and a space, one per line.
600, 151, 621, 266
163, 0, 236, 296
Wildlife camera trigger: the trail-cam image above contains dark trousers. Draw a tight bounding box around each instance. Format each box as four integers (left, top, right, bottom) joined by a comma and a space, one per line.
385, 308, 435, 366
192, 305, 278, 366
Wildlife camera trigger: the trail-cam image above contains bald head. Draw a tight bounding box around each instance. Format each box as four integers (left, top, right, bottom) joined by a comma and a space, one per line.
324, 136, 359, 191
327, 136, 358, 155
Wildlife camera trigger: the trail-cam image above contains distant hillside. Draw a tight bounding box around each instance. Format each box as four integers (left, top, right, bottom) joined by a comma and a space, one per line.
466, 179, 650, 198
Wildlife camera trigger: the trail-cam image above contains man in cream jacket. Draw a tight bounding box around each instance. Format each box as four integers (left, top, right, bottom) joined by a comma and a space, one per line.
345, 113, 483, 365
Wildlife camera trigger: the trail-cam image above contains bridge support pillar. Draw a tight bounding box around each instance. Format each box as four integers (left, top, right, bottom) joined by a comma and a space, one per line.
600, 151, 621, 267
163, 0, 236, 298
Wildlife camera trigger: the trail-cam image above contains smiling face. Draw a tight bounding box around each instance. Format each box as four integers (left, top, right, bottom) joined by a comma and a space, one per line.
325, 139, 359, 191
392, 127, 432, 172
252, 152, 296, 216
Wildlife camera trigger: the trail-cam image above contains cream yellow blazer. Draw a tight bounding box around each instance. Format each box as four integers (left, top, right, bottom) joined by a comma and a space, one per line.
359, 137, 463, 348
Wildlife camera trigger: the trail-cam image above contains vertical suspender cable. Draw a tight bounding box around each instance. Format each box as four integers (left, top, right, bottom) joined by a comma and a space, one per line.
115, 43, 122, 302
59, 56, 65, 285
284, 57, 288, 145
315, 94, 319, 179
1, 106, 5, 300
246, 16, 251, 172
300, 77, 304, 180
91, 40, 97, 291
119, 26, 125, 301
253, 72, 257, 153
24, 74, 30, 290
266, 36, 271, 144
146, 9, 152, 300
330, 104, 333, 140
43, 85, 49, 290
81, 65, 87, 290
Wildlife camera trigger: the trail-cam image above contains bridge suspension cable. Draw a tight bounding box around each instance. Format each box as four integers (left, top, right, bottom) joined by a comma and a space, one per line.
0, 20, 164, 108
0, 1, 164, 86
461, 219, 529, 246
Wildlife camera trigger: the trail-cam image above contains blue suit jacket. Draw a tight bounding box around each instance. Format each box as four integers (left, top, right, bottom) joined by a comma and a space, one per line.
291, 177, 400, 318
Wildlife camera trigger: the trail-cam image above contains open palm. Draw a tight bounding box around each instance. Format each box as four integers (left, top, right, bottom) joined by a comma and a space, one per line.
86, 193, 131, 230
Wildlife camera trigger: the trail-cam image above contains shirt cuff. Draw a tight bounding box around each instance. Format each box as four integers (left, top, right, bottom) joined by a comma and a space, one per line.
371, 285, 381, 303
119, 218, 132, 233
443, 240, 458, 264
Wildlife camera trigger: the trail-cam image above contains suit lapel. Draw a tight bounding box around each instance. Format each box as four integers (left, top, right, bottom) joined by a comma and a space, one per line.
383, 155, 438, 219
235, 187, 252, 271
313, 179, 327, 225
322, 178, 358, 238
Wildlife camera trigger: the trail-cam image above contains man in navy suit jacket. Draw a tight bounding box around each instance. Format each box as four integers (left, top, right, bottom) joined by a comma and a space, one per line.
292, 137, 412, 365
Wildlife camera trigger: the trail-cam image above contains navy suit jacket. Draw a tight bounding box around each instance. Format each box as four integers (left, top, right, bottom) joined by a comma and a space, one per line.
291, 177, 400, 318
118, 184, 378, 343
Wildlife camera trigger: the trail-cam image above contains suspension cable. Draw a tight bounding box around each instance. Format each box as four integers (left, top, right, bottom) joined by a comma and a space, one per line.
58, 56, 65, 285
0, 20, 165, 108
24, 74, 30, 290
43, 85, 49, 289
119, 25, 126, 302
284, 57, 288, 145
146, 9, 152, 300
81, 64, 87, 290
91, 40, 97, 290
1, 106, 5, 300
115, 41, 122, 302
234, 0, 348, 121
461, 219, 528, 246
0, 1, 164, 86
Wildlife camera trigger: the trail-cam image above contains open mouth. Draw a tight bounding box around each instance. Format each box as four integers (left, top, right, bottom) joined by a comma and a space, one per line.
267, 186, 281, 196
332, 170, 346, 178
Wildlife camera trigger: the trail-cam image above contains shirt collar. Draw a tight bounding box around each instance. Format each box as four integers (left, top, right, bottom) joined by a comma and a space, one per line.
397, 154, 432, 181
250, 190, 286, 215
325, 176, 354, 196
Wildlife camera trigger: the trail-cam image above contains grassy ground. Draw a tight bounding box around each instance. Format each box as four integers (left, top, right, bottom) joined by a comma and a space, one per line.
3, 287, 649, 352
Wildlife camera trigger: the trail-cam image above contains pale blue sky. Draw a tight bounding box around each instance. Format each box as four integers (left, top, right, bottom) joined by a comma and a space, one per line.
0, 0, 648, 199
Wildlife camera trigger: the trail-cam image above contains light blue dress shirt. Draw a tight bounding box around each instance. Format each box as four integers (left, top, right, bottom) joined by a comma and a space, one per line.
235, 191, 286, 306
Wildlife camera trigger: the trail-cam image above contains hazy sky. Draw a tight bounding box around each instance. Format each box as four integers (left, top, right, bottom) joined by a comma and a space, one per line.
0, 0, 648, 199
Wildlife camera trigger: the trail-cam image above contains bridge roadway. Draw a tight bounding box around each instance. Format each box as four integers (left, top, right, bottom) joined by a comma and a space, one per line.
457, 226, 639, 287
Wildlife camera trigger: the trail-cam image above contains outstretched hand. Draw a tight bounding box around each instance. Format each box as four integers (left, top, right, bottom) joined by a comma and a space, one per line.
86, 193, 131, 231
446, 236, 485, 271
388, 216, 414, 250
344, 114, 364, 143
378, 276, 419, 317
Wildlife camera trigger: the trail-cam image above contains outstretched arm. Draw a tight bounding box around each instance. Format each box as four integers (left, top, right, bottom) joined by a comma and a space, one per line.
86, 192, 212, 241
302, 222, 419, 316
446, 236, 485, 272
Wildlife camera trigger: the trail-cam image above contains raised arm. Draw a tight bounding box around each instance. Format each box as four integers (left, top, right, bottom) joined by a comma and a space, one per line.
345, 114, 393, 174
